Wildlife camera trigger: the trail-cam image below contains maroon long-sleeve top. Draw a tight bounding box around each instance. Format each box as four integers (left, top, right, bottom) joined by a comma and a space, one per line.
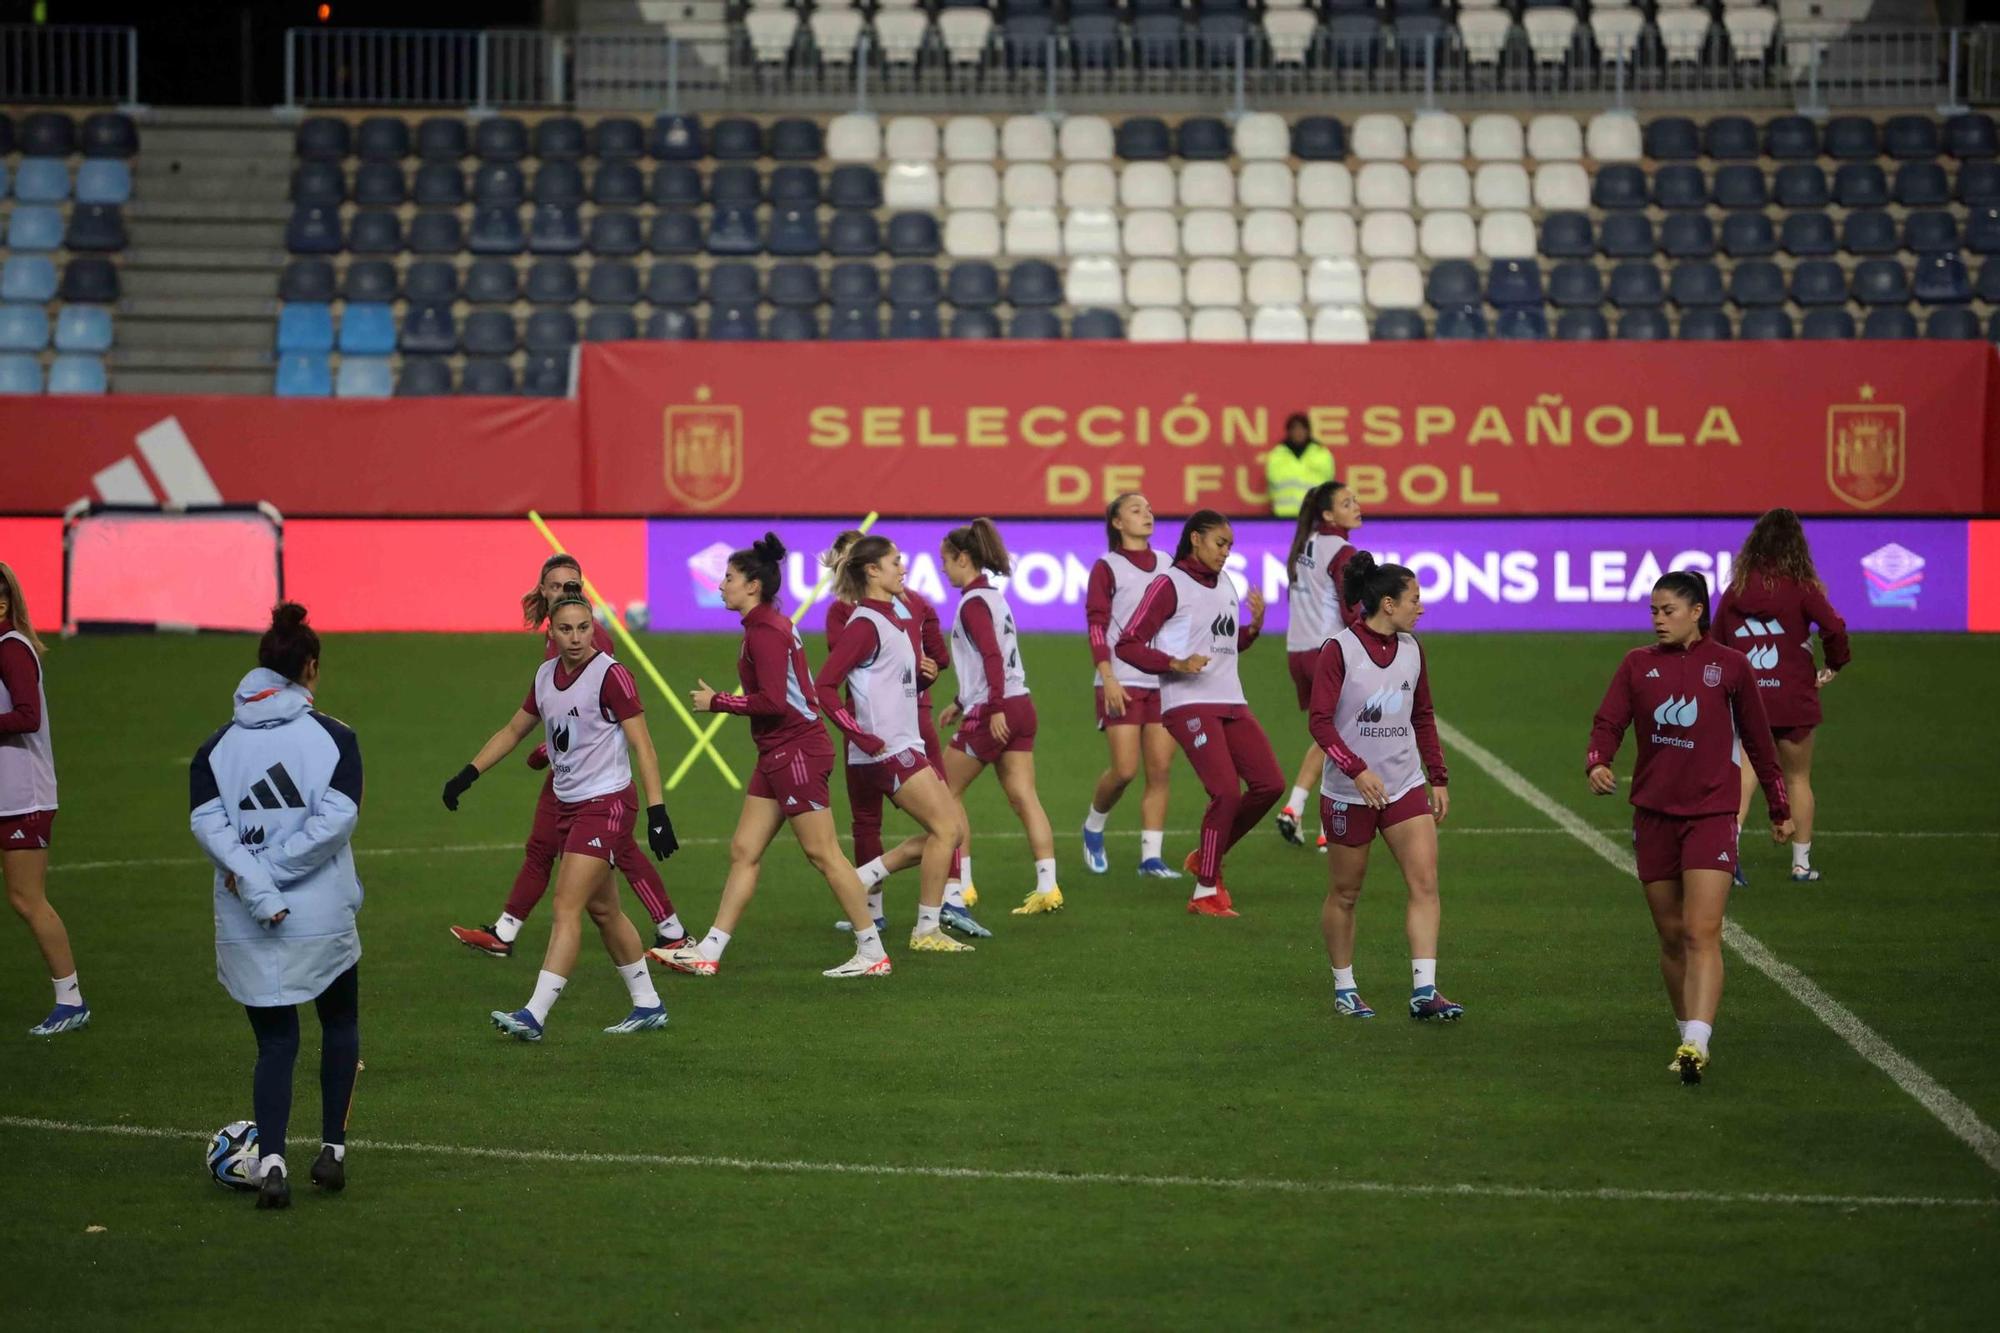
0, 617, 41, 735
707, 602, 829, 754
1586, 637, 1790, 820
955, 576, 1013, 711
1114, 557, 1261, 677
1712, 574, 1851, 729
1084, 548, 1161, 666
813, 598, 904, 754
1307, 621, 1448, 785
826, 589, 946, 712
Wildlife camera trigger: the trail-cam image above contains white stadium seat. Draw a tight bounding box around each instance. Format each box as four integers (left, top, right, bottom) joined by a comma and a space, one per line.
1419, 210, 1477, 260
1365, 259, 1424, 311
746, 11, 799, 63
1724, 6, 1777, 60
1242, 210, 1300, 258
1265, 10, 1319, 65
1189, 308, 1248, 342
1459, 11, 1516, 64
1179, 162, 1236, 209
1478, 210, 1537, 259
1186, 257, 1244, 307
884, 160, 941, 210
1532, 162, 1590, 211
1527, 114, 1584, 161
875, 11, 930, 62
1247, 259, 1305, 307
943, 116, 999, 162
1586, 111, 1643, 161
1523, 8, 1579, 64
1591, 8, 1647, 60
938, 9, 994, 63
1065, 256, 1123, 306
1659, 8, 1714, 61
808, 11, 864, 64
1415, 162, 1472, 210
1298, 162, 1355, 209
1300, 211, 1359, 258
1359, 210, 1417, 260
1003, 207, 1062, 256
1251, 306, 1310, 343
1058, 115, 1114, 162
1356, 162, 1413, 211
1120, 162, 1176, 209
1351, 113, 1408, 161
1474, 162, 1532, 210
1002, 115, 1057, 162
1311, 305, 1371, 343
1409, 112, 1467, 162
826, 113, 881, 163
943, 210, 1001, 258
1061, 163, 1116, 209
1122, 209, 1179, 257
885, 115, 939, 161
1234, 112, 1291, 161
1126, 258, 1185, 308
1128, 308, 1189, 342
944, 163, 1000, 210
1063, 207, 1121, 256
1307, 257, 1365, 307
1182, 210, 1239, 257
1468, 114, 1525, 161
1003, 162, 1057, 209
1239, 162, 1296, 209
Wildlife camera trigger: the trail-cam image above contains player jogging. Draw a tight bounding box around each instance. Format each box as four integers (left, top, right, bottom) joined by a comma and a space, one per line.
1276, 480, 1365, 853
1308, 553, 1459, 1021
1, 563, 86, 1038
190, 604, 363, 1207
1079, 493, 1180, 880
450, 553, 687, 958
1117, 510, 1282, 917
815, 536, 974, 953
442, 583, 680, 1038
655, 535, 893, 977
936, 518, 1064, 918
1586, 570, 1793, 1085
1714, 508, 1851, 884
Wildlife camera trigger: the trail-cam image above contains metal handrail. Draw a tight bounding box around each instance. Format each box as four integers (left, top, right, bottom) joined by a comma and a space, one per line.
0, 24, 139, 106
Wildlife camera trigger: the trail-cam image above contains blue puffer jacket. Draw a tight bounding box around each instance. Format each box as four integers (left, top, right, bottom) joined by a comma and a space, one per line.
189, 669, 364, 1007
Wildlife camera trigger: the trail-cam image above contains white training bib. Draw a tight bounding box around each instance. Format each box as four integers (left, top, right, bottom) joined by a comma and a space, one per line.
1286, 533, 1351, 652
845, 605, 924, 766
951, 586, 1030, 710
0, 629, 56, 818
1093, 549, 1170, 690
534, 652, 633, 803
1155, 568, 1246, 713
1318, 627, 1427, 808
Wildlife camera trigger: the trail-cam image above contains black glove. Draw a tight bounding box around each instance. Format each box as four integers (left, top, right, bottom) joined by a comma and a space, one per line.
442, 763, 480, 811
647, 803, 679, 861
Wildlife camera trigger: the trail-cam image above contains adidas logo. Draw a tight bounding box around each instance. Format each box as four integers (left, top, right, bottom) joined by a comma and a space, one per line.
786, 796, 798, 806
1645, 668, 1660, 678
1733, 618, 1784, 638
1652, 695, 1699, 727
566, 706, 581, 717
1717, 852, 1732, 863
8, 829, 25, 840
238, 763, 307, 811
90, 415, 223, 507
587, 837, 603, 849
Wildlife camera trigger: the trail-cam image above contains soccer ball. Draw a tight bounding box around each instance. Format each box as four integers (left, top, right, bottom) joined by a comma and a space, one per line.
625, 600, 650, 632
207, 1120, 259, 1192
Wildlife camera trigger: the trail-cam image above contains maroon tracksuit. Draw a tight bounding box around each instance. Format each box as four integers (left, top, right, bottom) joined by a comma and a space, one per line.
1712, 574, 1851, 736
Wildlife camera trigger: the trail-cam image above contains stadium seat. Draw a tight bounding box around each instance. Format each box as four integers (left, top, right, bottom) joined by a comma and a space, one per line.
650, 165, 702, 209
587, 162, 643, 208
1853, 260, 1910, 305
1372, 310, 1427, 341
1362, 259, 1419, 312
522, 352, 570, 396
345, 209, 400, 255
58, 202, 122, 253
1555, 310, 1609, 341
398, 300, 457, 354
708, 263, 759, 308
1072, 308, 1126, 340
338, 303, 397, 355
706, 207, 761, 255
584, 309, 638, 342
1549, 262, 1603, 308
1914, 253, 1973, 305
1927, 307, 1983, 339
1782, 213, 1837, 257
1486, 259, 1543, 309
768, 208, 820, 257
770, 166, 820, 209
472, 163, 525, 209
1905, 211, 1960, 253
274, 351, 332, 397
1616, 309, 1671, 341
588, 212, 642, 257
0, 353, 43, 394
1839, 210, 1896, 255
1307, 258, 1363, 308
1774, 164, 1830, 210
1608, 262, 1664, 308
1704, 116, 1758, 160
1433, 305, 1487, 341
406, 164, 462, 208
767, 308, 820, 342
710, 165, 761, 208
827, 210, 880, 257
1652, 166, 1706, 211
950, 309, 1003, 340
1007, 261, 1062, 308
460, 358, 517, 394
474, 117, 528, 163
1764, 115, 1819, 160
1729, 261, 1786, 308
652, 114, 704, 161
524, 309, 578, 354
1599, 213, 1654, 259
0, 304, 49, 352
642, 308, 696, 341
461, 260, 516, 305
1721, 212, 1777, 258
468, 205, 524, 255
61, 257, 118, 304
396, 357, 453, 397
1533, 163, 1589, 212
1540, 213, 1594, 259
1980, 261, 2000, 303
1310, 306, 1369, 344
1895, 162, 1951, 207
1712, 165, 1767, 210
769, 118, 821, 161
0, 257, 56, 303
462, 311, 517, 356
1670, 262, 1726, 309
335, 357, 393, 398
80, 110, 137, 159
1947, 113, 2000, 158
1426, 260, 1481, 310
1971, 208, 2000, 254
415, 117, 467, 161
1790, 261, 1847, 307
353, 162, 406, 207
1292, 117, 1346, 161
285, 205, 341, 254
525, 258, 579, 305
1834, 164, 1890, 209
1801, 309, 1856, 340
1494, 307, 1548, 341
946, 261, 1000, 309
1009, 310, 1063, 340
1662, 213, 1716, 260
342, 261, 397, 303
1128, 308, 1187, 343
43, 352, 103, 394
291, 161, 344, 207
529, 204, 583, 255
1585, 113, 1642, 163
1410, 113, 1466, 163
1645, 117, 1701, 161
13, 157, 68, 203
1116, 118, 1172, 161
295, 116, 348, 161
1823, 116, 1880, 161
1678, 309, 1734, 341
1060, 115, 1115, 162
1478, 212, 1536, 260
1862, 307, 1918, 339
1526, 115, 1582, 162
275, 303, 334, 354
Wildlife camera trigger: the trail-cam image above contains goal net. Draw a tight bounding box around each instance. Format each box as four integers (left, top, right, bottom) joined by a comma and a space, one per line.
63, 503, 283, 634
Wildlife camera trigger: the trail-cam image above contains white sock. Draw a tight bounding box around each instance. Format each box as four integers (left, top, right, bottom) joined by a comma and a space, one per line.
494, 912, 524, 944
960, 855, 973, 888
1084, 805, 1110, 833
943, 881, 965, 909
1140, 829, 1163, 862
1684, 1019, 1713, 1056
857, 857, 890, 888
52, 972, 81, 1006
1792, 840, 1812, 870
258, 1153, 287, 1181
915, 903, 942, 932
1677, 1019, 1690, 1041
697, 928, 731, 963
654, 912, 684, 940
1288, 786, 1310, 815
865, 890, 884, 919
1332, 965, 1357, 991
854, 925, 886, 960
1034, 858, 1057, 893
1191, 880, 1218, 900
616, 959, 660, 1009
1412, 958, 1437, 991
323, 1143, 346, 1162
526, 969, 568, 1024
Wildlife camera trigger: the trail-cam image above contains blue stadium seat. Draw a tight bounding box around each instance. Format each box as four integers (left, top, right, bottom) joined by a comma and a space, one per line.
473, 163, 525, 207
415, 117, 467, 161
1177, 118, 1231, 160
399, 300, 457, 354
1425, 260, 1480, 310
948, 262, 1001, 308
1608, 262, 1664, 308
338, 302, 397, 355
528, 204, 584, 254
336, 356, 394, 398
1291, 117, 1345, 160
1704, 116, 1758, 160
0, 353, 42, 394
887, 212, 942, 258
950, 309, 1003, 339
770, 118, 823, 162
594, 117, 645, 159
644, 309, 698, 341
460, 358, 517, 395
0, 257, 57, 303
1661, 213, 1715, 259
829, 165, 882, 210
1555, 310, 1609, 341
768, 207, 821, 257
295, 116, 348, 161
524, 309, 577, 353
828, 263, 882, 307
1861, 308, 1917, 339
469, 205, 524, 254
829, 304, 880, 341
827, 210, 880, 257
1894, 162, 1950, 207
474, 117, 529, 163
1599, 213, 1654, 258
1839, 210, 1896, 255
275, 351, 332, 396
1677, 309, 1733, 341
1371, 309, 1426, 341
767, 308, 820, 342
285, 205, 341, 254
1669, 262, 1725, 308
276, 302, 335, 353
1549, 262, 1603, 307
1927, 307, 1983, 339
1801, 309, 1856, 340
352, 162, 405, 207
1913, 253, 1973, 304
1592, 165, 1647, 211
1969, 207, 2000, 253
1773, 164, 1829, 209
396, 358, 454, 396
1834, 164, 1889, 208
12, 157, 68, 203
1960, 161, 2000, 205
1947, 112, 1999, 158
711, 118, 762, 160
342, 261, 397, 303
1008, 261, 1063, 307
0, 304, 50, 350
891, 303, 947, 339
1782, 212, 1838, 257
1884, 115, 1940, 160
61, 257, 118, 304
1729, 261, 1786, 307
1486, 259, 1543, 309
73, 158, 131, 206
80, 111, 137, 159
1790, 261, 1847, 307
1493, 307, 1547, 340
1764, 115, 1819, 160
1720, 212, 1776, 258
465, 259, 518, 304
588, 212, 643, 257
47, 354, 106, 395
1644, 117, 1700, 161
524, 259, 578, 305
1116, 117, 1172, 160
1009, 310, 1064, 339
414, 164, 466, 207
650, 211, 702, 255
1852, 260, 1910, 305
1652, 166, 1706, 211
1712, 165, 1767, 210
1904, 211, 1960, 253
584, 309, 638, 342
1540, 212, 1594, 258
770, 166, 820, 208
1615, 309, 1671, 340
768, 263, 822, 308
533, 161, 585, 207
586, 260, 640, 306
53, 305, 112, 353
652, 164, 703, 208
1824, 116, 1880, 160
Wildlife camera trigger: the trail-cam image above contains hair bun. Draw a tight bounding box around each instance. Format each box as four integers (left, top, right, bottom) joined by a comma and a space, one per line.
753, 532, 786, 561
270, 602, 309, 630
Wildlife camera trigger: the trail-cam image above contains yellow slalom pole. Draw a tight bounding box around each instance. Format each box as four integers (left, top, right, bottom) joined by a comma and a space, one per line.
527, 510, 741, 790
663, 512, 880, 791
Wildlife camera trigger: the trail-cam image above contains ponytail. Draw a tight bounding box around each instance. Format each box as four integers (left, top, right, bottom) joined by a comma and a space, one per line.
727, 532, 786, 605
1654, 570, 1712, 635
1285, 480, 1346, 584
837, 535, 895, 603
1174, 510, 1230, 562
523, 553, 582, 628
943, 517, 1012, 576
258, 602, 320, 683
1342, 551, 1415, 620
0, 561, 47, 656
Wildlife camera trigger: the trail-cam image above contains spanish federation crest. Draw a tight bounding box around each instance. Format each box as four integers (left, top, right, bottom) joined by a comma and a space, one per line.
1826, 384, 1905, 511
1702, 663, 1722, 688
663, 386, 743, 511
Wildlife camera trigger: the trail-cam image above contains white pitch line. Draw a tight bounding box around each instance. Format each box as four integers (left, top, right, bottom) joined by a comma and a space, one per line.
0, 1115, 1989, 1211
48, 826, 1998, 876
1437, 717, 2000, 1178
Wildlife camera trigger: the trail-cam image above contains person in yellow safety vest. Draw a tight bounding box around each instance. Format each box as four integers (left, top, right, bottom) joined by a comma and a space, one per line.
1266, 413, 1335, 519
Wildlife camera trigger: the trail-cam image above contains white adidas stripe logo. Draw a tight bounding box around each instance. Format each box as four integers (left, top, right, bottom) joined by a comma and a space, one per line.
90, 417, 223, 507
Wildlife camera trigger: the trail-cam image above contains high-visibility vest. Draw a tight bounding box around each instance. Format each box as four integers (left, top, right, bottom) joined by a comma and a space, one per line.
1265, 442, 1334, 518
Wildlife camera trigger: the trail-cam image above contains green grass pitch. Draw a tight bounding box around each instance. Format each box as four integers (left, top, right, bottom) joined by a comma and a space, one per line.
2, 629, 1996, 1329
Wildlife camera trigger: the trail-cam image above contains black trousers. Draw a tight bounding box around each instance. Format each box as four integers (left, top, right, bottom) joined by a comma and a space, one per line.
243, 961, 359, 1164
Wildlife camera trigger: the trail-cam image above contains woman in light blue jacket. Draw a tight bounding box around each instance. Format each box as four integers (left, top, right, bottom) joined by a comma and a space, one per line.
190, 603, 362, 1210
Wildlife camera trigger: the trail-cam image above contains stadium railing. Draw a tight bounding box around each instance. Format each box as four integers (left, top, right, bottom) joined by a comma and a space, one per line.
280, 23, 1998, 115
0, 23, 140, 107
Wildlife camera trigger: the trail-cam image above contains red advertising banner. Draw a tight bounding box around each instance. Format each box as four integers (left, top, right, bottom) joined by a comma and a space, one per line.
581, 341, 1995, 517
0, 394, 580, 516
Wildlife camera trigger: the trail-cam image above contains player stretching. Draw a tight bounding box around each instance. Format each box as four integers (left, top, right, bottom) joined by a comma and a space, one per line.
655, 535, 891, 977
1079, 492, 1180, 880
1276, 480, 1364, 853
1309, 554, 1458, 1021
443, 583, 679, 1038
1117, 511, 1283, 917
816, 537, 973, 953
450, 552, 687, 958
1587, 571, 1792, 1085
822, 531, 980, 935
1714, 508, 1850, 883
937, 518, 1064, 918
0, 563, 86, 1037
